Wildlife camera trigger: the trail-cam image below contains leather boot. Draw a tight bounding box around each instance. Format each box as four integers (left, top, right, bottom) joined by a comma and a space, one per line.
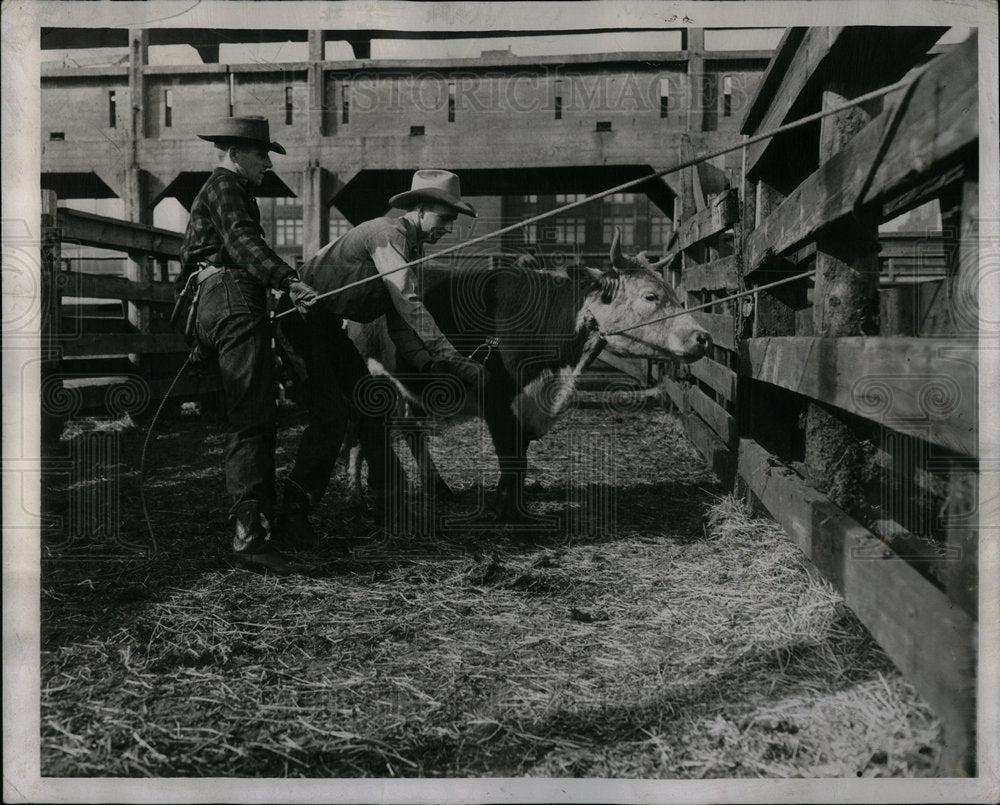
232, 501, 297, 575
274, 479, 320, 549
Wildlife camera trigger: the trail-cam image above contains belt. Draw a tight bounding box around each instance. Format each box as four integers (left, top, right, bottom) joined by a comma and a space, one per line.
195, 265, 226, 284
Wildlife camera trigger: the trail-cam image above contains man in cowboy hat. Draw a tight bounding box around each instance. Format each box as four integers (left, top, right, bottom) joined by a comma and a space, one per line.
179, 115, 319, 574
274, 169, 483, 547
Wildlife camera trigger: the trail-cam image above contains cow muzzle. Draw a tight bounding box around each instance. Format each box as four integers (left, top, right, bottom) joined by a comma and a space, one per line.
680, 328, 712, 361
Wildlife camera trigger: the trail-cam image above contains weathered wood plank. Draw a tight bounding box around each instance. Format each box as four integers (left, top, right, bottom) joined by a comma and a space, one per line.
61, 333, 190, 357
670, 188, 739, 255
740, 336, 977, 457
686, 411, 735, 487
687, 384, 735, 447
740, 28, 807, 134
744, 27, 947, 181
688, 357, 737, 403
65, 271, 177, 304
70, 373, 222, 411
743, 27, 843, 174
58, 208, 183, 258
691, 312, 735, 352
594, 352, 647, 385
746, 34, 977, 270
682, 254, 738, 292
738, 437, 975, 775
659, 375, 687, 414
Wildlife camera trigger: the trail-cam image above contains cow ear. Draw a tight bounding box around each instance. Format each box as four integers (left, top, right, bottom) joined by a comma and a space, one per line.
599, 271, 619, 303
565, 266, 604, 285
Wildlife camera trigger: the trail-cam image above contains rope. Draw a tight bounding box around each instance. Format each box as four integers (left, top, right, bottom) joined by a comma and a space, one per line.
138, 355, 193, 557
274, 58, 932, 321
47, 356, 192, 586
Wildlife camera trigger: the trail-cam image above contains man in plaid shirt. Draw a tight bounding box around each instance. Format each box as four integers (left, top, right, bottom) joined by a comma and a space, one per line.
180, 116, 318, 574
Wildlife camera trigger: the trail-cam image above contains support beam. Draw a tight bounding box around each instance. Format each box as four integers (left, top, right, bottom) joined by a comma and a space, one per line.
686, 28, 705, 133
194, 44, 220, 63
349, 39, 372, 60
301, 164, 333, 259
125, 29, 153, 372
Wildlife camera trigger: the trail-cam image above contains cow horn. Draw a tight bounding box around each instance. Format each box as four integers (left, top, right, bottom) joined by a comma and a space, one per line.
610, 226, 656, 272
648, 254, 672, 271
609, 227, 629, 271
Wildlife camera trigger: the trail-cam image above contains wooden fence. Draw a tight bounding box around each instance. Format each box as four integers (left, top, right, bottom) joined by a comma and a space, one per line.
36, 30, 978, 770
657, 28, 979, 775
40, 190, 218, 439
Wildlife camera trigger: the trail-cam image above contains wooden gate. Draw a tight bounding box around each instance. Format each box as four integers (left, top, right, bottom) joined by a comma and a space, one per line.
40, 190, 219, 439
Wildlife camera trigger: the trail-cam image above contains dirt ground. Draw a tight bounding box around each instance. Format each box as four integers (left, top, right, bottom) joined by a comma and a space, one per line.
39, 392, 943, 778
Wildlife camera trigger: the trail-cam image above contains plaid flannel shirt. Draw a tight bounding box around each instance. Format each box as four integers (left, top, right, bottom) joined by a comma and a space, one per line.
180, 167, 297, 291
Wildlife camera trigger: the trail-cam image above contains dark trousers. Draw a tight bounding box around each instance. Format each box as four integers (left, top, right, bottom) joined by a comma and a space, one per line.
194, 271, 276, 518
280, 308, 402, 505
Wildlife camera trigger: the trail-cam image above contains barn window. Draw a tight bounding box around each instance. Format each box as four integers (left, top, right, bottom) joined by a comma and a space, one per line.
555, 79, 563, 120
595, 121, 612, 132
523, 223, 538, 244
285, 86, 293, 125
108, 90, 117, 128
448, 81, 456, 122
550, 217, 586, 244
649, 214, 673, 248
602, 217, 635, 246
275, 218, 303, 246
164, 89, 173, 128
659, 77, 669, 118
723, 75, 733, 117
49, 131, 65, 141
328, 216, 352, 242
410, 125, 425, 136
341, 83, 350, 124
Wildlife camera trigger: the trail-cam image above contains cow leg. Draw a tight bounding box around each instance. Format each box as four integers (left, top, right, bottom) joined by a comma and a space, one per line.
406, 416, 452, 499
484, 400, 533, 521
343, 421, 367, 514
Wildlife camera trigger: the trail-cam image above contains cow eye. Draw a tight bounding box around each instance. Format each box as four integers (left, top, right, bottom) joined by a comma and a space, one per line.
643, 292, 659, 302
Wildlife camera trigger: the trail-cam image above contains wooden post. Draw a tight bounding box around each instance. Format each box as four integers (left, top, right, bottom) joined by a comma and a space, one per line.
749, 181, 793, 340
686, 28, 705, 133
804, 75, 882, 510
307, 30, 327, 138
301, 162, 331, 261
125, 29, 153, 378
41, 190, 65, 442
942, 163, 979, 621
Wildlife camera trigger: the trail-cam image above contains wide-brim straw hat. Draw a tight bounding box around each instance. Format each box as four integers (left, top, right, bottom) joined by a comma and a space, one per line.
388, 170, 477, 217
197, 116, 286, 155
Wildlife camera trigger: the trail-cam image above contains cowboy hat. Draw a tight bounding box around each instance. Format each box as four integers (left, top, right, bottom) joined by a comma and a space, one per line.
197, 116, 286, 155
388, 170, 477, 217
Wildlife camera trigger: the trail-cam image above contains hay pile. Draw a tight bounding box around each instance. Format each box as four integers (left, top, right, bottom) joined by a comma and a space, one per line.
40, 398, 942, 777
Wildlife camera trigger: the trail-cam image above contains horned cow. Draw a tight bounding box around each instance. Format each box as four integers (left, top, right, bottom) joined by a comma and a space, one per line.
345, 230, 711, 519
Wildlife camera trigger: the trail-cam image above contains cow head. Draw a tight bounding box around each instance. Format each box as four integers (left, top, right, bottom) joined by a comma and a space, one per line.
579, 229, 711, 362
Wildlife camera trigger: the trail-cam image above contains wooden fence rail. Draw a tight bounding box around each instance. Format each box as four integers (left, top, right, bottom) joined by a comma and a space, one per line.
665, 29, 979, 776
41, 190, 218, 438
